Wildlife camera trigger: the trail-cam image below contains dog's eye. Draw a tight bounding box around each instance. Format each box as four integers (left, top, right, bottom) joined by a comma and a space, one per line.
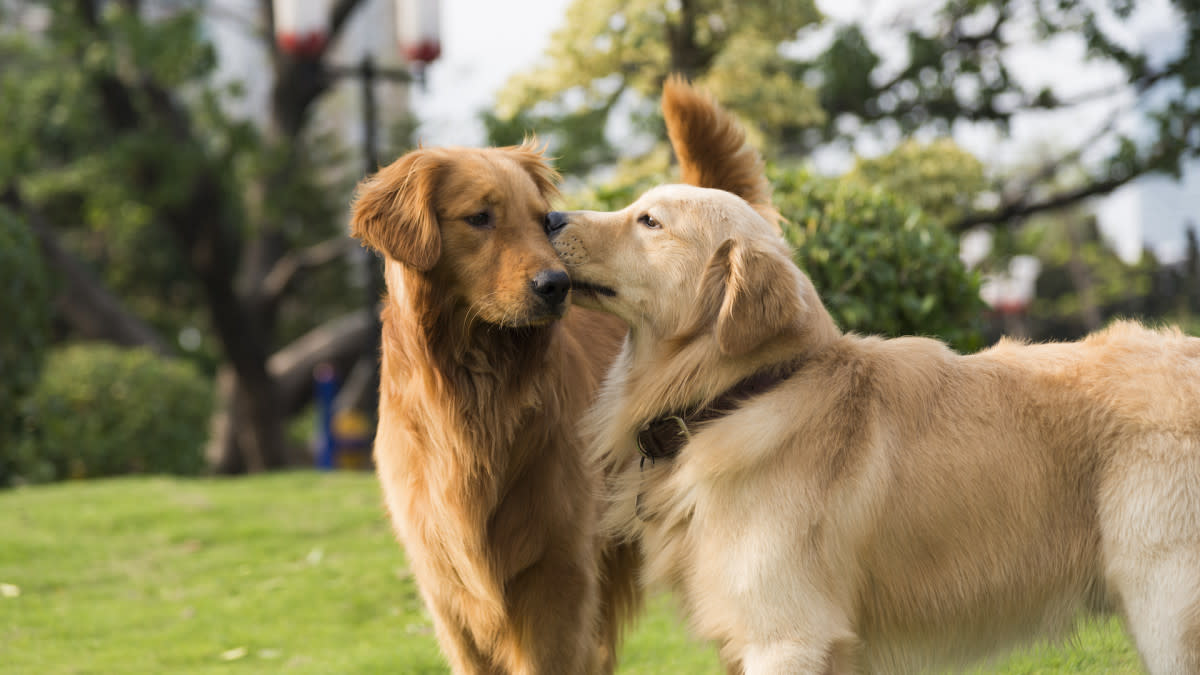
464, 211, 491, 228
638, 213, 660, 229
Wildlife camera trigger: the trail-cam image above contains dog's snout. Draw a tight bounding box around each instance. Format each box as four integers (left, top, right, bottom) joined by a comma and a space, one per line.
531, 269, 570, 307
544, 211, 569, 237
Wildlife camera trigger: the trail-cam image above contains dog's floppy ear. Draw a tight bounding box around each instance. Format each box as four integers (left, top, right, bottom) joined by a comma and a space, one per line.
685, 238, 806, 357
505, 137, 561, 203
350, 149, 442, 271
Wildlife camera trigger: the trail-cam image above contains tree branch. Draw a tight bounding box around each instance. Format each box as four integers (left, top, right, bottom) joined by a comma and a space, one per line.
258, 0, 275, 56
2, 188, 173, 356
268, 310, 373, 415
995, 107, 1125, 207
327, 0, 366, 46
951, 173, 1138, 232
260, 236, 353, 303
846, 16, 1179, 131
950, 82, 1185, 232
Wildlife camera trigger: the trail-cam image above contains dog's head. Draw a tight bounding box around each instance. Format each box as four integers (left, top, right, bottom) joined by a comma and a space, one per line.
350, 141, 569, 326
548, 185, 833, 357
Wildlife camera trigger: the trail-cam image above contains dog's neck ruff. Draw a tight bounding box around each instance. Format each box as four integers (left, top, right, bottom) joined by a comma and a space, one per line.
636, 360, 803, 466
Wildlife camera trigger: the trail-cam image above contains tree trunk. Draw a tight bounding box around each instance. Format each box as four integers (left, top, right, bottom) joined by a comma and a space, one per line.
206, 311, 372, 473
1066, 221, 1103, 332
665, 0, 718, 80
206, 369, 247, 474
206, 370, 291, 473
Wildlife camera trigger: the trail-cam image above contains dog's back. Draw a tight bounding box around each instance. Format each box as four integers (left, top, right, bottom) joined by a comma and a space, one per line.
705, 322, 1200, 673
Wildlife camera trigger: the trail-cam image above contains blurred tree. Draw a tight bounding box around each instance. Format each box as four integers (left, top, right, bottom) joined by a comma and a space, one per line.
485, 0, 825, 175
492, 0, 1200, 231
1181, 225, 1200, 317
982, 207, 1161, 342
845, 139, 987, 228
0, 206, 51, 465
1026, 214, 1153, 338
0, 1, 376, 473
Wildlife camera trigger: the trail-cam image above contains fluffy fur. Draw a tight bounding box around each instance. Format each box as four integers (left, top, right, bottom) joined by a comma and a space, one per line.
351, 142, 639, 674
550, 82, 1200, 674
659, 75, 776, 227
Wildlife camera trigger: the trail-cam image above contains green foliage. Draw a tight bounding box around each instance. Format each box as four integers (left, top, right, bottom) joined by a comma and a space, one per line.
0, 207, 51, 451
1169, 312, 1200, 337
1031, 220, 1150, 321
0, 8, 228, 364
488, 0, 823, 172
0, 4, 362, 366
484, 106, 620, 177
567, 145, 675, 212
773, 168, 986, 351
813, 25, 880, 118
9, 344, 213, 486
846, 139, 987, 227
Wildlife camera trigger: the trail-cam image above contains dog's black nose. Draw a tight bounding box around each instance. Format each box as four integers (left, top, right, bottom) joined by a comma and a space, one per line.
544, 211, 569, 236
531, 269, 570, 307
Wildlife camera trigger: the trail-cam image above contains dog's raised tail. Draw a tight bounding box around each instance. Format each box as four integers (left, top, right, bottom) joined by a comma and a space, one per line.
662, 74, 775, 223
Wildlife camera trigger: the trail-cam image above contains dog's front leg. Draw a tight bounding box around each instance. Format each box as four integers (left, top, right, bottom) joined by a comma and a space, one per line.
423, 595, 498, 675
739, 636, 859, 675
489, 554, 601, 675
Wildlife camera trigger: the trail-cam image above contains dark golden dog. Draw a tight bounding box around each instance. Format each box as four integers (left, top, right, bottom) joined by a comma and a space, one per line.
351, 142, 639, 674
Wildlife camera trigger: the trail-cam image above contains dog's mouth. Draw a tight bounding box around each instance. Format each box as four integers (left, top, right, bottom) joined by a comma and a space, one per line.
570, 280, 617, 298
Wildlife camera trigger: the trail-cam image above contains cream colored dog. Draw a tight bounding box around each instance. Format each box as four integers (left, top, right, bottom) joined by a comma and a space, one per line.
548, 82, 1200, 675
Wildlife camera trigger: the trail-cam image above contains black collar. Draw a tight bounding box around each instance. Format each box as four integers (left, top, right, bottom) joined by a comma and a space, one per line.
635, 361, 802, 467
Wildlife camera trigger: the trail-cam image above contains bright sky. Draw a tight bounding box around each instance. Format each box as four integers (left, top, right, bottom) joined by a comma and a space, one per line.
409, 0, 570, 146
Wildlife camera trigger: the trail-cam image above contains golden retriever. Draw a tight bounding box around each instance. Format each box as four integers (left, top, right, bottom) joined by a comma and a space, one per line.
548, 81, 1200, 674
350, 142, 640, 674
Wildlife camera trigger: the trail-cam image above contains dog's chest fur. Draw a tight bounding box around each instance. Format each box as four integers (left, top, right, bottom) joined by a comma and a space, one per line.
374, 293, 599, 635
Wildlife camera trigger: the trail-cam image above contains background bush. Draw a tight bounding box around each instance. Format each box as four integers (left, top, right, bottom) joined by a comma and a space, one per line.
0, 207, 51, 481
9, 344, 212, 485
773, 168, 986, 352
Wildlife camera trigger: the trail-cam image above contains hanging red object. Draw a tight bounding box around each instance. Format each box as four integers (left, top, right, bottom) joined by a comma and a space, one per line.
274, 0, 330, 58
396, 0, 441, 65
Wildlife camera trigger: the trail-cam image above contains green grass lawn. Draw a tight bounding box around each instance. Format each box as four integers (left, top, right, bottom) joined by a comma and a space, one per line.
0, 473, 1143, 673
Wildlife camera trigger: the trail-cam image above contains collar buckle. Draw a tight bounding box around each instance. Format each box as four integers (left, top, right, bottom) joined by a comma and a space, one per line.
638, 414, 690, 469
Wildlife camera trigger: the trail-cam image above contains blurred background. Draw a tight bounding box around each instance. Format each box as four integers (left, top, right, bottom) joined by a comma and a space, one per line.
1, 0, 1197, 485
